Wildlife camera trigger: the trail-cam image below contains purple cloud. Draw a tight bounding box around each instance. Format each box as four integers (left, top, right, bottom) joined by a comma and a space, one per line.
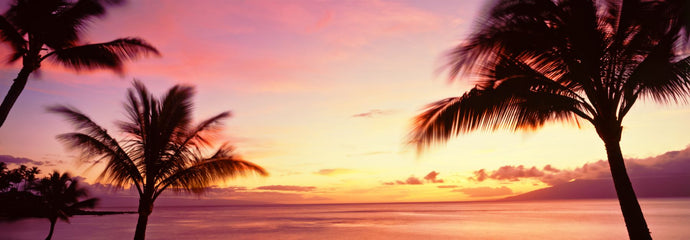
0, 155, 44, 166
469, 145, 690, 186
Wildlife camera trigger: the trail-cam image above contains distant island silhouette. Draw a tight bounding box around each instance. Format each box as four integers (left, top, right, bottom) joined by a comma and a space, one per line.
73, 210, 137, 216
503, 175, 690, 201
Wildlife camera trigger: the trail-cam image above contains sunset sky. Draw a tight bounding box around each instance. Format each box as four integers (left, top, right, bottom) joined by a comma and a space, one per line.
1, 0, 690, 204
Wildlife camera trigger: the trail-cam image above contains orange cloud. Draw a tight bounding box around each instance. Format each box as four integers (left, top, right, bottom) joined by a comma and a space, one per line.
256, 185, 316, 192
384, 171, 445, 185
424, 171, 444, 183
314, 168, 356, 176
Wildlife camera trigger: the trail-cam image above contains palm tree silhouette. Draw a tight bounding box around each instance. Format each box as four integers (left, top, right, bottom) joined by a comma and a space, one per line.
32, 171, 98, 240
0, 0, 159, 128
0, 163, 39, 192
410, 0, 689, 239
51, 80, 268, 240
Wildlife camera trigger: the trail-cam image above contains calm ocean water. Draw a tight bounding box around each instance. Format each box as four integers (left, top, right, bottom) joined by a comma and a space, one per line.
1, 198, 689, 240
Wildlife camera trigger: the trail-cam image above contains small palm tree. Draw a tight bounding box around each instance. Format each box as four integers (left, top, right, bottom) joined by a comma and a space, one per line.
0, 0, 159, 128
51, 80, 268, 240
0, 163, 39, 192
410, 0, 689, 239
33, 171, 98, 240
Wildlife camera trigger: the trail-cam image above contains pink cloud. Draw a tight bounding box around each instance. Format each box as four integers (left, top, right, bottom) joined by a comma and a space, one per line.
0, 155, 44, 166
384, 171, 445, 185
38, 1, 442, 92
469, 145, 690, 186
352, 109, 396, 118
1, 0, 446, 97
403, 176, 423, 185
424, 171, 444, 183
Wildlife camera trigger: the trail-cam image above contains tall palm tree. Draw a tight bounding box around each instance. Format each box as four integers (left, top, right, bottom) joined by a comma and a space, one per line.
0, 0, 159, 128
33, 171, 98, 240
410, 0, 690, 239
51, 80, 268, 240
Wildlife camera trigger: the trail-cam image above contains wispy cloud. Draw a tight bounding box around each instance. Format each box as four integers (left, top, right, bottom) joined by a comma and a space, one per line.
352, 109, 395, 118
256, 185, 317, 192
0, 155, 44, 166
452, 186, 513, 198
347, 151, 389, 157
80, 182, 327, 205
42, 0, 444, 93
314, 168, 356, 176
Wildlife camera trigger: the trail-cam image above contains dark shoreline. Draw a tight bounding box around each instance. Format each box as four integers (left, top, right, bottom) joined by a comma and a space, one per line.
74, 210, 137, 216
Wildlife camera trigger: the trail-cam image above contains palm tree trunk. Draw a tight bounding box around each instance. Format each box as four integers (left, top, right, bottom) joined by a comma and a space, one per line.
45, 218, 56, 240
133, 198, 153, 240
604, 140, 652, 240
0, 66, 33, 128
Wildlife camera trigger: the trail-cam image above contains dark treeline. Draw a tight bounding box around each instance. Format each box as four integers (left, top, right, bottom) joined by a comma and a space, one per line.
0, 162, 99, 240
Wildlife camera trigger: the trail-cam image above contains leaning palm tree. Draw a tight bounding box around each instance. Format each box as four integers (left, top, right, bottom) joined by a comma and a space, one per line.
51, 80, 268, 240
410, 0, 689, 239
0, 0, 159, 128
33, 171, 98, 240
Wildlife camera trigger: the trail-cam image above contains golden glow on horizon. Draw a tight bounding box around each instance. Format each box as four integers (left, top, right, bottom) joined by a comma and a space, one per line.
1, 0, 690, 204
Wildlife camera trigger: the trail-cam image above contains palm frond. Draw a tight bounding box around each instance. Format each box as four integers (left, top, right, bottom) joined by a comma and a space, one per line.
48, 105, 109, 135
154, 145, 267, 198
179, 112, 231, 149
445, 0, 565, 80
157, 84, 195, 151
68, 197, 99, 211
33, 171, 98, 223
118, 80, 151, 138
0, 16, 26, 55
412, 55, 592, 151
37, 0, 106, 49
57, 133, 142, 189
54, 80, 265, 206
49, 105, 143, 191
45, 0, 105, 48
156, 111, 232, 183
4, 0, 62, 36
44, 38, 159, 73
621, 34, 690, 118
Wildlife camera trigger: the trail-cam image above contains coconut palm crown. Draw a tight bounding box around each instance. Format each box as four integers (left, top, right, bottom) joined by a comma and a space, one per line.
33, 171, 98, 240
50, 80, 268, 240
410, 0, 690, 239
0, 0, 160, 128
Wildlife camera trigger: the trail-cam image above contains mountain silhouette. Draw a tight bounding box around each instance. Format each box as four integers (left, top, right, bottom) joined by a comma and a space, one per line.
503, 174, 690, 201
